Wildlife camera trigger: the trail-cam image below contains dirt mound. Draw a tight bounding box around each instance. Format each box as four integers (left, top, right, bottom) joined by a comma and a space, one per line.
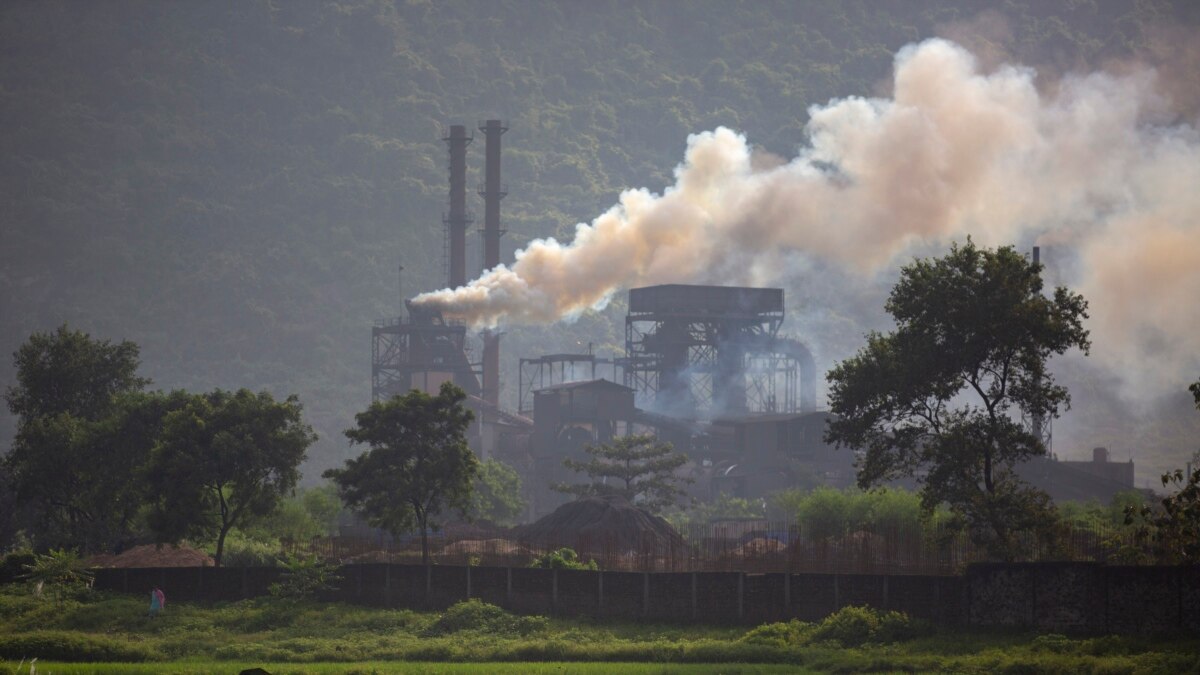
86, 544, 214, 568
514, 495, 685, 553
440, 538, 527, 556
735, 537, 787, 557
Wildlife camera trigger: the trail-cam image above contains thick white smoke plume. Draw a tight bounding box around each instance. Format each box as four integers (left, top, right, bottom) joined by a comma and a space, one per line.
414, 38, 1200, 397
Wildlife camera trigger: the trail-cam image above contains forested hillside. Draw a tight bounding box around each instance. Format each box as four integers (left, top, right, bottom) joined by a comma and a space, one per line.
3, 0, 1197, 479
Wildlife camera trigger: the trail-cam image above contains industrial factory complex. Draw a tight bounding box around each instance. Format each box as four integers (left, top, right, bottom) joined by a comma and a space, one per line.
371, 122, 1137, 518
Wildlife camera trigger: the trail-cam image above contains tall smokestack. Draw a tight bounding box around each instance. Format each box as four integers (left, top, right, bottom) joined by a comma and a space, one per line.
478, 119, 508, 406
443, 124, 472, 289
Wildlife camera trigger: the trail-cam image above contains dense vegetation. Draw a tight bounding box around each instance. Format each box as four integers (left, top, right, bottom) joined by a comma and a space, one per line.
4, 1, 1199, 480
0, 586, 1197, 673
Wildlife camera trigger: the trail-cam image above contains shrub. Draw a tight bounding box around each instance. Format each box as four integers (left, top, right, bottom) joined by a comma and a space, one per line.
269, 554, 342, 599
0, 552, 35, 585
1031, 633, 1074, 654
875, 609, 932, 643
528, 548, 598, 570
740, 619, 812, 647
218, 534, 280, 567
804, 605, 927, 647
423, 599, 548, 637
0, 631, 159, 662
810, 605, 879, 647
21, 549, 93, 603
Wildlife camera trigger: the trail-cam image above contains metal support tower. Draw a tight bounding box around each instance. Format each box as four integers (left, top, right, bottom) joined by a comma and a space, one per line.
623, 284, 813, 418
371, 302, 480, 401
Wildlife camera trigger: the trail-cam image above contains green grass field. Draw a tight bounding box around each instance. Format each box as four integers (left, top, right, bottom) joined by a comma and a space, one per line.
1, 584, 1197, 674
0, 664, 809, 674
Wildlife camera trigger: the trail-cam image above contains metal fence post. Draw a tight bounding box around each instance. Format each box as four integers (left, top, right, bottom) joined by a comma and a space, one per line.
737, 572, 744, 622
691, 572, 698, 621
642, 572, 650, 617
385, 564, 392, 606
784, 573, 791, 617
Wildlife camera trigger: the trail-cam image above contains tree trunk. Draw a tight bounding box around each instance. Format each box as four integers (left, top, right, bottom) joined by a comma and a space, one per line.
419, 514, 429, 568
215, 522, 232, 567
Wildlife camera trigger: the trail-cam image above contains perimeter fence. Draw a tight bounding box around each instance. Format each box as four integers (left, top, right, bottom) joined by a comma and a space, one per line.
285, 520, 1139, 575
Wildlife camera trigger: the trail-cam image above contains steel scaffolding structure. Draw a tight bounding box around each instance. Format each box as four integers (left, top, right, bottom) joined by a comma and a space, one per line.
371, 303, 480, 401
623, 284, 813, 418
517, 352, 621, 415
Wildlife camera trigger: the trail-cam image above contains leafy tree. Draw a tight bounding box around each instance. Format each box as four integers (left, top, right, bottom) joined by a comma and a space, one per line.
1125, 466, 1200, 564
553, 434, 691, 513
825, 241, 1090, 559
325, 382, 478, 566
1124, 379, 1200, 563
768, 486, 933, 540
22, 548, 93, 604
667, 492, 764, 531
3, 327, 171, 551
244, 485, 345, 544
144, 389, 316, 566
5, 324, 149, 423
469, 459, 526, 527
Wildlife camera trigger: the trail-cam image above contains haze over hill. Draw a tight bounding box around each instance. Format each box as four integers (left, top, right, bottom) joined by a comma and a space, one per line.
2, 1, 1198, 484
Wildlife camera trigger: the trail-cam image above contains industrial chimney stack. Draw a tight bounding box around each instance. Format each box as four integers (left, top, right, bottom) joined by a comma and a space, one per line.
442, 125, 472, 289
478, 119, 508, 407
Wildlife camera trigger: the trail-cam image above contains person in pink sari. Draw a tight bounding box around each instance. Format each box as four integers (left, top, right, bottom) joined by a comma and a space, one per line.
149, 586, 165, 617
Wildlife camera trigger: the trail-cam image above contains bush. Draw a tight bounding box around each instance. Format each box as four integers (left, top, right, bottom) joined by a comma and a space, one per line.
0, 630, 159, 662
423, 599, 548, 637
528, 548, 598, 570
875, 609, 932, 643
1031, 633, 1074, 654
810, 605, 879, 647
269, 554, 342, 599
0, 552, 35, 585
217, 534, 280, 567
740, 619, 812, 647
799, 605, 928, 647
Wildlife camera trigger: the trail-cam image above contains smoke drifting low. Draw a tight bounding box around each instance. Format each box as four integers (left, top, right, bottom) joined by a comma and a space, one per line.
414, 38, 1200, 397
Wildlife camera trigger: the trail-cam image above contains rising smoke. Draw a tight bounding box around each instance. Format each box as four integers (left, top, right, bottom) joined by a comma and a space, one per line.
414, 38, 1200, 399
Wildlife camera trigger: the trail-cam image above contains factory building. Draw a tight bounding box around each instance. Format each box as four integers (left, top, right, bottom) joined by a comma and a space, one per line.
371, 122, 1136, 519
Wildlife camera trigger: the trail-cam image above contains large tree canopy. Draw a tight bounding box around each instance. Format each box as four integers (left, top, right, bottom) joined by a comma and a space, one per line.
469, 458, 526, 527
144, 389, 316, 566
825, 241, 1090, 558
325, 382, 478, 565
553, 434, 691, 513
2, 326, 159, 550
5, 324, 149, 423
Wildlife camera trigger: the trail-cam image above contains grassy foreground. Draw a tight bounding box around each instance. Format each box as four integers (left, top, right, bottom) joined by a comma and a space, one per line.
0, 664, 805, 674
0, 585, 1197, 674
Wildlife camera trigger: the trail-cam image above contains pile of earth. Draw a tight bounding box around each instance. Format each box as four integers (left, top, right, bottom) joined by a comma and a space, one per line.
440, 538, 528, 556
513, 494, 685, 553
86, 544, 214, 568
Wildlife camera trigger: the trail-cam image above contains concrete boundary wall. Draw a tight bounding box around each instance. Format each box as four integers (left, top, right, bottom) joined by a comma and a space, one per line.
90, 562, 1197, 633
